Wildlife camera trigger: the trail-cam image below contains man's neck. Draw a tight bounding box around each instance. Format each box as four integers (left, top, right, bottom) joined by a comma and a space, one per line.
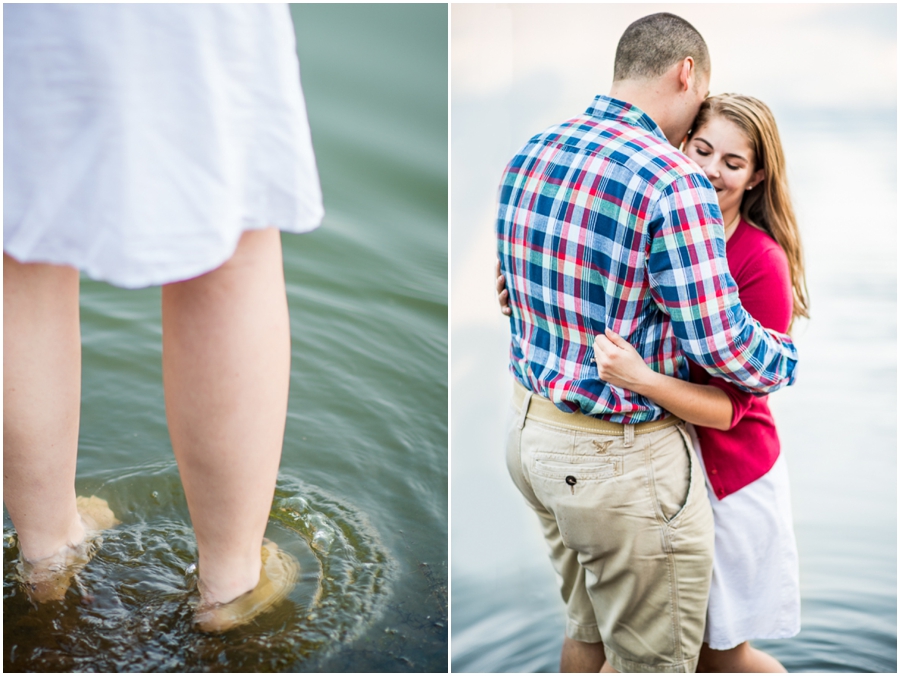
608, 81, 677, 145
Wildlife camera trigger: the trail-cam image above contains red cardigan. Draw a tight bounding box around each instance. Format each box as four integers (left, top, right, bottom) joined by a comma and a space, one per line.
688, 218, 793, 499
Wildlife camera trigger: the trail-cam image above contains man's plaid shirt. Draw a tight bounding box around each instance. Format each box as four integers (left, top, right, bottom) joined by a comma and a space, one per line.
497, 95, 798, 424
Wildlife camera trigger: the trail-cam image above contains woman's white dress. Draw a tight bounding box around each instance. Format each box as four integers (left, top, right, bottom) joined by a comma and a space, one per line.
687, 424, 801, 650
4, 4, 323, 288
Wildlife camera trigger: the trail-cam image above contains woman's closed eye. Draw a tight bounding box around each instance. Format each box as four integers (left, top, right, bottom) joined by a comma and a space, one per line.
694, 149, 739, 170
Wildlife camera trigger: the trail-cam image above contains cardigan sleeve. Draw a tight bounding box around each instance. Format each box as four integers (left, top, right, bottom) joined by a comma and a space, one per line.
703, 241, 793, 429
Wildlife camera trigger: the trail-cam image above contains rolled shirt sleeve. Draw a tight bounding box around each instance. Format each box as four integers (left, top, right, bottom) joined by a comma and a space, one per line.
646, 174, 798, 394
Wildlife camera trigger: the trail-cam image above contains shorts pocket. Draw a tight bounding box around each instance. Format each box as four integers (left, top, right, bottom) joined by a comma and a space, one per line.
649, 427, 692, 524
532, 452, 622, 481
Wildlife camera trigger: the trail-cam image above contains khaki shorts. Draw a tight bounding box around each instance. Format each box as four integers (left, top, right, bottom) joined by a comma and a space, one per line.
506, 382, 714, 673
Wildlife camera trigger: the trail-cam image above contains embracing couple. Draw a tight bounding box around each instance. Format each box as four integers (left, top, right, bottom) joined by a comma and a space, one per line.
496, 12, 808, 674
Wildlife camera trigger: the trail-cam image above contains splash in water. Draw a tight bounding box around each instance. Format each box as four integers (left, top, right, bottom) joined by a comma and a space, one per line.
3, 466, 393, 672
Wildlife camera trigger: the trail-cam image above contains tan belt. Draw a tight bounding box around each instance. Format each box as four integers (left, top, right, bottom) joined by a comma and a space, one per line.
512, 380, 681, 435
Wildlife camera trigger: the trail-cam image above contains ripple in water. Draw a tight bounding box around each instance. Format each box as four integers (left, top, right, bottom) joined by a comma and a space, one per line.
3, 467, 393, 672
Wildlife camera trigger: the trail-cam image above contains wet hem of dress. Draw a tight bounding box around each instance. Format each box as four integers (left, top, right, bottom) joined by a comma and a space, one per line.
704, 625, 801, 651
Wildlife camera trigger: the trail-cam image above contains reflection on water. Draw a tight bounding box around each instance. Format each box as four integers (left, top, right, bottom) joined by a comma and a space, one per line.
453, 573, 563, 673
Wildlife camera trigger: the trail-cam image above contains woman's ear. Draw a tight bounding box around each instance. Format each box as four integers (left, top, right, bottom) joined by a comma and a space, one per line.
749, 168, 765, 190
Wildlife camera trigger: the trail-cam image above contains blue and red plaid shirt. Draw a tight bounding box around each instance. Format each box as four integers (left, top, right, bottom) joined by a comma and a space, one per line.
497, 95, 798, 423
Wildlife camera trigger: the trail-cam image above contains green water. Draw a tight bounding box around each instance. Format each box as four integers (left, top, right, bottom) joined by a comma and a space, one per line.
4, 4, 448, 672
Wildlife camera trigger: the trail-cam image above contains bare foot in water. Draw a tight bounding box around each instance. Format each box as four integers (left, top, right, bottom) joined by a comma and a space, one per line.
16, 495, 120, 603
194, 539, 299, 633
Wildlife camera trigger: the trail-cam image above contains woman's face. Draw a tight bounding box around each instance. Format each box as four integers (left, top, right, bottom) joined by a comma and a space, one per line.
685, 115, 765, 219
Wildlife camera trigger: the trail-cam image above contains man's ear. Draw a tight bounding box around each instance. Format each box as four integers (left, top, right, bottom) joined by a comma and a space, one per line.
678, 57, 695, 93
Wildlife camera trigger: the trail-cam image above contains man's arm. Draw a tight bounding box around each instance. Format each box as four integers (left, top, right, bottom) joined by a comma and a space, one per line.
593, 328, 735, 429
646, 175, 797, 394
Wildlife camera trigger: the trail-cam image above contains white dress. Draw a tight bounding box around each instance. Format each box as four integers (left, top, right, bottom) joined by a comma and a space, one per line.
4, 4, 323, 289
687, 424, 801, 650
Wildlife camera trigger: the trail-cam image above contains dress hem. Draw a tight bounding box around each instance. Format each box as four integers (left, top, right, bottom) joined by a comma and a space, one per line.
3, 216, 322, 289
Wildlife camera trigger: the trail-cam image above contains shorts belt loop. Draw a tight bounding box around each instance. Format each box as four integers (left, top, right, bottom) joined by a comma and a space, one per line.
624, 424, 635, 447
517, 391, 533, 430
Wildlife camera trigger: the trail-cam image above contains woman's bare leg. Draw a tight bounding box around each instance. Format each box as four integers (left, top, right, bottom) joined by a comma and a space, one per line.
3, 255, 85, 562
698, 641, 787, 673
161, 228, 291, 607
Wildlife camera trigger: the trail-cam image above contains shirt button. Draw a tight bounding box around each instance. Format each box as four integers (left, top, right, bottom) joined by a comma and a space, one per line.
711, 469, 717, 474
566, 476, 577, 486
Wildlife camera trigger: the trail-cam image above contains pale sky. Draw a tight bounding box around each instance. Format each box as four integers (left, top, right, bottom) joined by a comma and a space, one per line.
452, 4, 897, 111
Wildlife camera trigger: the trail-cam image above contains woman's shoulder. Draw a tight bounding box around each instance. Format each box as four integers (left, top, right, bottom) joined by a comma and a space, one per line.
727, 218, 790, 291
730, 219, 792, 330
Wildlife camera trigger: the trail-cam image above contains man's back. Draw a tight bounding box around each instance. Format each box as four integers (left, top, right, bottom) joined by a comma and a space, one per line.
497, 95, 797, 424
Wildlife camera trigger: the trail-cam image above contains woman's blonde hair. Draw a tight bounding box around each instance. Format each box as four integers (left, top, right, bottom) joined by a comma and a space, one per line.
690, 94, 810, 325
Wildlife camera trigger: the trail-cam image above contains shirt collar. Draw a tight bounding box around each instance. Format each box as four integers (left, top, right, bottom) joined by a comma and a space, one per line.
585, 95, 667, 141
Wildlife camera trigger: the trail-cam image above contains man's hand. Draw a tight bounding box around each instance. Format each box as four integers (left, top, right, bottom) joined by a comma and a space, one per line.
496, 259, 511, 316
593, 328, 654, 393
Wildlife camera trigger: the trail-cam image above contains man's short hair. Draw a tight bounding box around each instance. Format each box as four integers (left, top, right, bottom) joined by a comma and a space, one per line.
613, 13, 710, 82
